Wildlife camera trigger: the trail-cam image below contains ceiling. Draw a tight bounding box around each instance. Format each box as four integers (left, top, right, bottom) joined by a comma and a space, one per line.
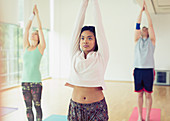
136, 0, 170, 14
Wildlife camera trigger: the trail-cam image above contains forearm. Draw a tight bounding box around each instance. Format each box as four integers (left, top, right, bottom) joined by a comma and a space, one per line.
70, 0, 89, 56
36, 14, 46, 48
145, 10, 155, 42
36, 13, 42, 30
25, 22, 31, 31
23, 18, 33, 48
135, 11, 142, 40
72, 0, 89, 42
25, 13, 34, 30
145, 10, 153, 28
137, 11, 143, 23
92, 0, 109, 61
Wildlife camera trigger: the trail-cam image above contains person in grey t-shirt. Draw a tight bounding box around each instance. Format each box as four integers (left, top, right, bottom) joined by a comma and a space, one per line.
134, 1, 156, 121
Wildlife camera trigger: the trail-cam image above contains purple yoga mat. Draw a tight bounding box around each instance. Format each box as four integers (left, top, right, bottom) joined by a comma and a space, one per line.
0, 107, 18, 116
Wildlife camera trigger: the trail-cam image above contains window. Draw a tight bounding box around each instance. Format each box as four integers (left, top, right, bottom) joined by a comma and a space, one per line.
0, 23, 20, 88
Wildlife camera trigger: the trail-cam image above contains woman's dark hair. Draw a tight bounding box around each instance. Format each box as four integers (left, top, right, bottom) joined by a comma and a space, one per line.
80, 26, 98, 51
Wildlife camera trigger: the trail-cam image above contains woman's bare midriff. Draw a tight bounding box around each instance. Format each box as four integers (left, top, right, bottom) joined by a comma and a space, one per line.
65, 83, 104, 104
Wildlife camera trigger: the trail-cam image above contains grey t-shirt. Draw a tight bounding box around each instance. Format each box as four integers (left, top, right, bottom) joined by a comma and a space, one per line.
134, 37, 155, 68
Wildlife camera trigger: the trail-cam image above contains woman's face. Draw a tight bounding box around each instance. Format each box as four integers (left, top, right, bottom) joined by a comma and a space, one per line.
31, 31, 39, 46
80, 30, 96, 54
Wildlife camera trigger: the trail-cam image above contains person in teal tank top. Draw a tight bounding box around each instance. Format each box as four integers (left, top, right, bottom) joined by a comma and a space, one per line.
133, 1, 156, 121
22, 5, 46, 121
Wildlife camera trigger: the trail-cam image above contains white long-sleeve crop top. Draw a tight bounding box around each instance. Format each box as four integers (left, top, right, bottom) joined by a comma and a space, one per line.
65, 0, 109, 90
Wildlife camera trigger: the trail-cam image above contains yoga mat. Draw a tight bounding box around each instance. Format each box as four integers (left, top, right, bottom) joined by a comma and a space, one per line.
43, 115, 67, 121
129, 107, 161, 121
0, 107, 18, 116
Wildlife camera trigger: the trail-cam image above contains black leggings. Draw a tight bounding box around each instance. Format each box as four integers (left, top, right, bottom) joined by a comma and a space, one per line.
22, 82, 43, 121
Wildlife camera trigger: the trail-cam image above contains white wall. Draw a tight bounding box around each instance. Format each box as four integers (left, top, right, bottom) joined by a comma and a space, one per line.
0, 0, 50, 29
50, 0, 170, 81
49, 0, 61, 78
0, 0, 19, 24
153, 14, 170, 70
24, 0, 50, 29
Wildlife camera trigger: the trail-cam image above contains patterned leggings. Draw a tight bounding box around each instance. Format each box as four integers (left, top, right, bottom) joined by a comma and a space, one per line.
22, 82, 43, 121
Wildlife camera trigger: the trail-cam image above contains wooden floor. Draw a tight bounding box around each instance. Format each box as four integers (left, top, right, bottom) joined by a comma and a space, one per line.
1, 79, 170, 121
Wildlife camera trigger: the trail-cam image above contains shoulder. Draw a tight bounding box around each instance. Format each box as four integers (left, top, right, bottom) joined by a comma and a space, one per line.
88, 51, 99, 57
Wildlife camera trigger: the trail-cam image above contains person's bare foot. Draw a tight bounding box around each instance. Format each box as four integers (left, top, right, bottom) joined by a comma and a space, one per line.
137, 117, 143, 121
145, 117, 150, 121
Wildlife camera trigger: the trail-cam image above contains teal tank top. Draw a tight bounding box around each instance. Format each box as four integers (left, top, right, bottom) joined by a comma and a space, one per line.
22, 47, 42, 82
134, 37, 155, 68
